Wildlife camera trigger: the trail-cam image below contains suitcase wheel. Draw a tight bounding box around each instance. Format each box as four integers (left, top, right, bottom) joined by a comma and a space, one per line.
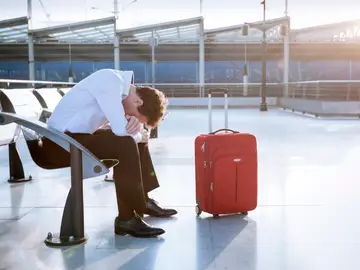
213, 214, 220, 219
241, 211, 248, 215
195, 205, 202, 217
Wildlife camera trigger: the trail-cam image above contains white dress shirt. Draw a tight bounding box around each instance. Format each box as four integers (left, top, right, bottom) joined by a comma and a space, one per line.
47, 69, 142, 143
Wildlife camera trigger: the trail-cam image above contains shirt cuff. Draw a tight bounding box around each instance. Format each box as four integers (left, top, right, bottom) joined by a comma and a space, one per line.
132, 132, 142, 143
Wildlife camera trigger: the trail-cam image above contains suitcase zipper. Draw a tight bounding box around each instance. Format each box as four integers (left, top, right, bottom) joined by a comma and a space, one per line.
201, 139, 215, 211
201, 142, 206, 152
235, 164, 239, 202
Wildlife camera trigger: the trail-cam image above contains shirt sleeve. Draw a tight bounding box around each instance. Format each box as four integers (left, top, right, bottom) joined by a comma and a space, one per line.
87, 69, 142, 143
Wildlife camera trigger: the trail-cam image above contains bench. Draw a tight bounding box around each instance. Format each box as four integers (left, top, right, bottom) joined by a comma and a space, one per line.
0, 88, 72, 183
32, 87, 64, 111
0, 88, 45, 183
0, 110, 111, 247
57, 87, 71, 97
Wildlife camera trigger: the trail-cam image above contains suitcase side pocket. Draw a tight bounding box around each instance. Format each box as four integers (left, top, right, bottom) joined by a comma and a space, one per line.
210, 155, 243, 214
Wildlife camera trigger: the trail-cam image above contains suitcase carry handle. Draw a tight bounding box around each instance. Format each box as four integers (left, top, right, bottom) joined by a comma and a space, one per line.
209, 128, 238, 135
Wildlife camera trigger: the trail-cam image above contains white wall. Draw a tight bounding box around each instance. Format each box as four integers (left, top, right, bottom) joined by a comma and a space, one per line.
278, 97, 360, 117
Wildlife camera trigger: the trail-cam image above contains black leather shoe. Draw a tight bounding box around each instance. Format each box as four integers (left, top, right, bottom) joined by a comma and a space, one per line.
114, 214, 165, 238
143, 198, 178, 218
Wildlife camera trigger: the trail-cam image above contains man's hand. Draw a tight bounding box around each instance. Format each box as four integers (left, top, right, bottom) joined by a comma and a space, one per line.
139, 129, 149, 143
126, 115, 141, 134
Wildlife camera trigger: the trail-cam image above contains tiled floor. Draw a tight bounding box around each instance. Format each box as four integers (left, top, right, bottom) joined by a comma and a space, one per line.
1, 108, 360, 270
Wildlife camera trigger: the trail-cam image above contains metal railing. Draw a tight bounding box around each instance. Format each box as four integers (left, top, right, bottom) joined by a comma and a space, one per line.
286, 80, 360, 101
140, 82, 283, 97
141, 81, 360, 101
2, 78, 360, 102
0, 79, 75, 89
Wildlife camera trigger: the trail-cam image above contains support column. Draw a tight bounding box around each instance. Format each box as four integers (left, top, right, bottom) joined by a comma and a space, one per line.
199, 0, 204, 97
68, 44, 73, 82
149, 31, 158, 138
283, 24, 289, 97
283, 1, 290, 97
27, 0, 35, 81
68, 66, 74, 82
114, 34, 120, 70
150, 31, 157, 88
199, 19, 205, 97
28, 33, 35, 81
114, 0, 120, 70
243, 24, 249, 96
260, 0, 268, 112
259, 0, 268, 111
260, 28, 267, 111
41, 65, 46, 80
27, 0, 32, 29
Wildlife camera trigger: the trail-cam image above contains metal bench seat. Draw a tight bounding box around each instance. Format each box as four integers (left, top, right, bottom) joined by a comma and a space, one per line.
0, 111, 109, 247
32, 88, 63, 111
0, 88, 45, 183
57, 88, 71, 96
0, 87, 116, 247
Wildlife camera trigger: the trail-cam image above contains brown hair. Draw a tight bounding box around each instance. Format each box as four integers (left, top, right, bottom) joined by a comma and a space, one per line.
136, 86, 168, 128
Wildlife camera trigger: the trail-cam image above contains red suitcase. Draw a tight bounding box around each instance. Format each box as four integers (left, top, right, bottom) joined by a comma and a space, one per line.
195, 89, 258, 218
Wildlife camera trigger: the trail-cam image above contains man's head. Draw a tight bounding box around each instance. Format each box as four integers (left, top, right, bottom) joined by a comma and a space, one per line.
122, 85, 168, 128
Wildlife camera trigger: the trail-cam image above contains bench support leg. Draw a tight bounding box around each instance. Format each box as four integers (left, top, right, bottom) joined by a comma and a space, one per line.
44, 145, 87, 247
150, 127, 158, 139
8, 142, 32, 183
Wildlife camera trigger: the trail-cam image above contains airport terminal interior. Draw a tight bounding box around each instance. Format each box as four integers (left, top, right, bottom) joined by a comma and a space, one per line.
1, 0, 360, 269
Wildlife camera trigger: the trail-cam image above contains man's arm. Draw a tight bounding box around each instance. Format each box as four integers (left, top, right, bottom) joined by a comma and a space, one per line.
87, 69, 142, 143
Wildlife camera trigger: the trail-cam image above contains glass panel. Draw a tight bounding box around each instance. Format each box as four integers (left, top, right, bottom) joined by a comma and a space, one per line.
289, 60, 301, 82
0, 61, 29, 80
94, 61, 147, 83
351, 61, 360, 80
151, 61, 198, 83
1, 60, 356, 86
121, 61, 147, 83
297, 61, 350, 81
205, 61, 245, 83
94, 61, 113, 70
41, 61, 69, 82
72, 61, 94, 81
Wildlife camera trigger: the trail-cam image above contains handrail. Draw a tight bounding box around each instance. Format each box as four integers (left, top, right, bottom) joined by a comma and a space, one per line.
0, 79, 75, 86
137, 80, 360, 87
2, 79, 360, 87
2, 79, 360, 101
288, 80, 360, 84
140, 82, 280, 86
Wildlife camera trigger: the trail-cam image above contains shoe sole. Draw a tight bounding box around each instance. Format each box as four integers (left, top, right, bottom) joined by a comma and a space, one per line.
142, 212, 178, 218
115, 229, 165, 238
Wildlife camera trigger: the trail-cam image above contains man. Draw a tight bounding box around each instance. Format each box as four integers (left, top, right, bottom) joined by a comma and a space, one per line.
45, 68, 177, 238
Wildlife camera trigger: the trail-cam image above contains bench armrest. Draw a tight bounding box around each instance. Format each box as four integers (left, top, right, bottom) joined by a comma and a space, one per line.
0, 112, 109, 179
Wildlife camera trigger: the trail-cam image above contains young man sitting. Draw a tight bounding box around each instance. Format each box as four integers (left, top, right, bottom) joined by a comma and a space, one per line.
43, 69, 177, 237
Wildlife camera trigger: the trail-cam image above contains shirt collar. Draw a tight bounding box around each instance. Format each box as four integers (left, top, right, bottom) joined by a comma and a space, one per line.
120, 70, 134, 98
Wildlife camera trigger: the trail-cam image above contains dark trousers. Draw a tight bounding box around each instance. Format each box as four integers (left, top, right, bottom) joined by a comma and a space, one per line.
33, 129, 160, 218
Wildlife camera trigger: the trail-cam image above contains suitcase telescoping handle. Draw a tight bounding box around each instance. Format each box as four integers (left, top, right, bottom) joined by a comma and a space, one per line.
209, 128, 238, 135
208, 88, 228, 133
